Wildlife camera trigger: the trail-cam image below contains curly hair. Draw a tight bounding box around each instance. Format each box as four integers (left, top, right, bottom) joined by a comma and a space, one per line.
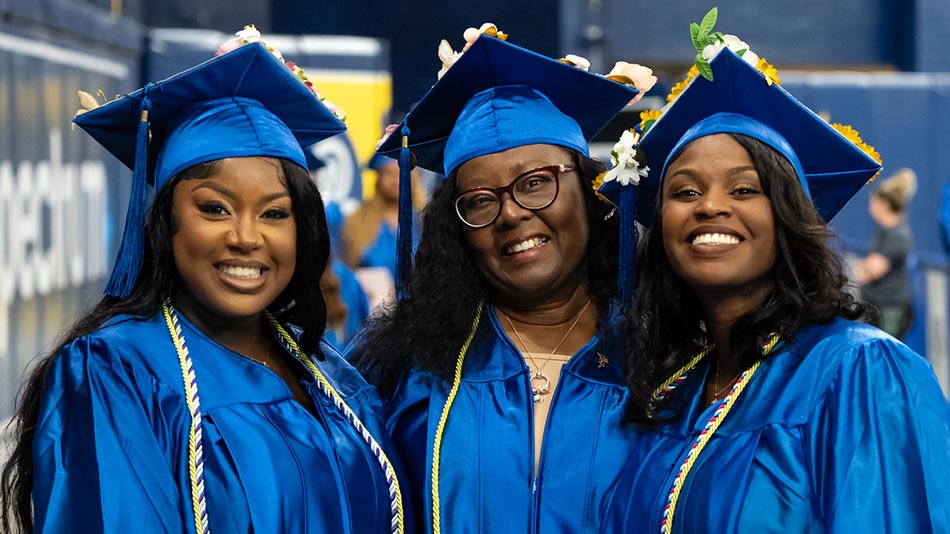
350, 149, 617, 398
623, 133, 869, 424
0, 158, 329, 533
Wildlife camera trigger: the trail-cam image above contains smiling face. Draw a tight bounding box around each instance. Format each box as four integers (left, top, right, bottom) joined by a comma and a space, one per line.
661, 134, 776, 302
456, 144, 589, 307
171, 156, 297, 326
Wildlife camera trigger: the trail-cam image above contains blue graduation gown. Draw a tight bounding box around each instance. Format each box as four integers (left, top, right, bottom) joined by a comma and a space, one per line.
32, 311, 405, 533
604, 318, 950, 533
324, 260, 371, 351
359, 222, 398, 278
384, 305, 635, 533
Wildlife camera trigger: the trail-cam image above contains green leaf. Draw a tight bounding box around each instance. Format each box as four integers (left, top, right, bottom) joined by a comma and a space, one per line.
689, 22, 703, 52
736, 47, 747, 57
699, 7, 718, 36
710, 31, 724, 43
696, 54, 714, 81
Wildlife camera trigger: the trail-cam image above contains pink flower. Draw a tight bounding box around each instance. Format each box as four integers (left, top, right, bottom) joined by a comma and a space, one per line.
376, 123, 400, 150
215, 37, 242, 57
303, 80, 319, 98
606, 61, 658, 104
215, 24, 261, 57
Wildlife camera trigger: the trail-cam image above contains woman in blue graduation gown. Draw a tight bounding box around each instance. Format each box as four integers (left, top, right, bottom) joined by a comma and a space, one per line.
600, 10, 950, 532
0, 36, 407, 534
348, 28, 655, 533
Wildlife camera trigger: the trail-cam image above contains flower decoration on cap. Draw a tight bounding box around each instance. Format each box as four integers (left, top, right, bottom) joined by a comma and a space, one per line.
691, 8, 760, 81
639, 109, 663, 133
215, 24, 262, 55
558, 54, 591, 71
438, 23, 509, 79
832, 122, 883, 178
216, 25, 347, 123
606, 62, 658, 105
376, 123, 400, 150
667, 65, 699, 103
604, 129, 648, 187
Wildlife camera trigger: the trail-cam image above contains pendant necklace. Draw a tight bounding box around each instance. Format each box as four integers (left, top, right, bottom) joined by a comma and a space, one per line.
502, 299, 591, 403
709, 360, 742, 403
248, 336, 271, 368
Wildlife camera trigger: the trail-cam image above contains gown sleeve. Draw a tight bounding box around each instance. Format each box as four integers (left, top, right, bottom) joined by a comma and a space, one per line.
32, 334, 188, 533
806, 337, 950, 532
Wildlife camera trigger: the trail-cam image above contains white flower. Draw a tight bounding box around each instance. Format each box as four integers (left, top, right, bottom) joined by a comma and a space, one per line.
702, 34, 758, 66
437, 39, 462, 80
438, 23, 507, 79
235, 25, 262, 43
562, 54, 591, 71
602, 130, 648, 187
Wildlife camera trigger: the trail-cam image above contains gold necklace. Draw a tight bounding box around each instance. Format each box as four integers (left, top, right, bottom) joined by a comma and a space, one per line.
501, 299, 592, 403
249, 336, 272, 368
710, 360, 742, 402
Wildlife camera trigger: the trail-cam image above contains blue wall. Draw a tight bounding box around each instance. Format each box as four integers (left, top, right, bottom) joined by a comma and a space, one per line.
561, 0, 950, 72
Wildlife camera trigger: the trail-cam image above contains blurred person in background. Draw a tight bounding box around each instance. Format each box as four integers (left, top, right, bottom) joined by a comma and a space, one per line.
341, 153, 427, 310
308, 152, 371, 351
854, 168, 917, 338
0, 33, 408, 534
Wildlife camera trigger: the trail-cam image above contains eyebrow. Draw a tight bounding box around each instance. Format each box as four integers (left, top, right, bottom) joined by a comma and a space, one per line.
459, 162, 573, 190
667, 165, 758, 180
193, 180, 291, 203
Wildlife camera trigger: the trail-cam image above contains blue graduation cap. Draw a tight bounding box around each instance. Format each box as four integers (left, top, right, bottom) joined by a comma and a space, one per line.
367, 152, 397, 172
599, 48, 882, 225
598, 46, 882, 308
376, 35, 638, 297
74, 43, 346, 298
305, 149, 327, 173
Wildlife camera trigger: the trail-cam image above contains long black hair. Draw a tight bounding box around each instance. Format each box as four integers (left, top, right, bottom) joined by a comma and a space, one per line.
349, 149, 617, 399
0, 157, 329, 533
624, 134, 869, 424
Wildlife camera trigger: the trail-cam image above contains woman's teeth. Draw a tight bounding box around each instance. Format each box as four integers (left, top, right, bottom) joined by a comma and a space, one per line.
219, 265, 263, 279
691, 233, 739, 246
506, 237, 547, 254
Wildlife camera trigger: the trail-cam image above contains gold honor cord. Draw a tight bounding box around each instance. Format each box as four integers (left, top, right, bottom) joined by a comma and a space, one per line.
265, 313, 405, 534
162, 302, 210, 534
431, 302, 484, 534
657, 334, 780, 534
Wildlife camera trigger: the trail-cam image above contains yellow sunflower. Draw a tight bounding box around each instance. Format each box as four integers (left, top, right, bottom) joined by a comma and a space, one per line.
667, 65, 698, 103
639, 109, 663, 133
755, 57, 781, 86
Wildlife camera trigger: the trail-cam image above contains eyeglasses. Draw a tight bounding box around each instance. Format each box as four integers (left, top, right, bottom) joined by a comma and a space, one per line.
454, 164, 575, 228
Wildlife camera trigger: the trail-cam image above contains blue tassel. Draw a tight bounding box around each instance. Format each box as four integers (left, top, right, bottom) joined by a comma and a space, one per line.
104, 89, 152, 298
394, 124, 413, 300
618, 186, 638, 310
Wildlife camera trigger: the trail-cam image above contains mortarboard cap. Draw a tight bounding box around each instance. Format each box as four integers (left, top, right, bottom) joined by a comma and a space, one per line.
367, 152, 397, 171
376, 34, 638, 297
596, 19, 882, 310
599, 48, 882, 225
74, 42, 346, 298
305, 149, 327, 172
378, 36, 637, 175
